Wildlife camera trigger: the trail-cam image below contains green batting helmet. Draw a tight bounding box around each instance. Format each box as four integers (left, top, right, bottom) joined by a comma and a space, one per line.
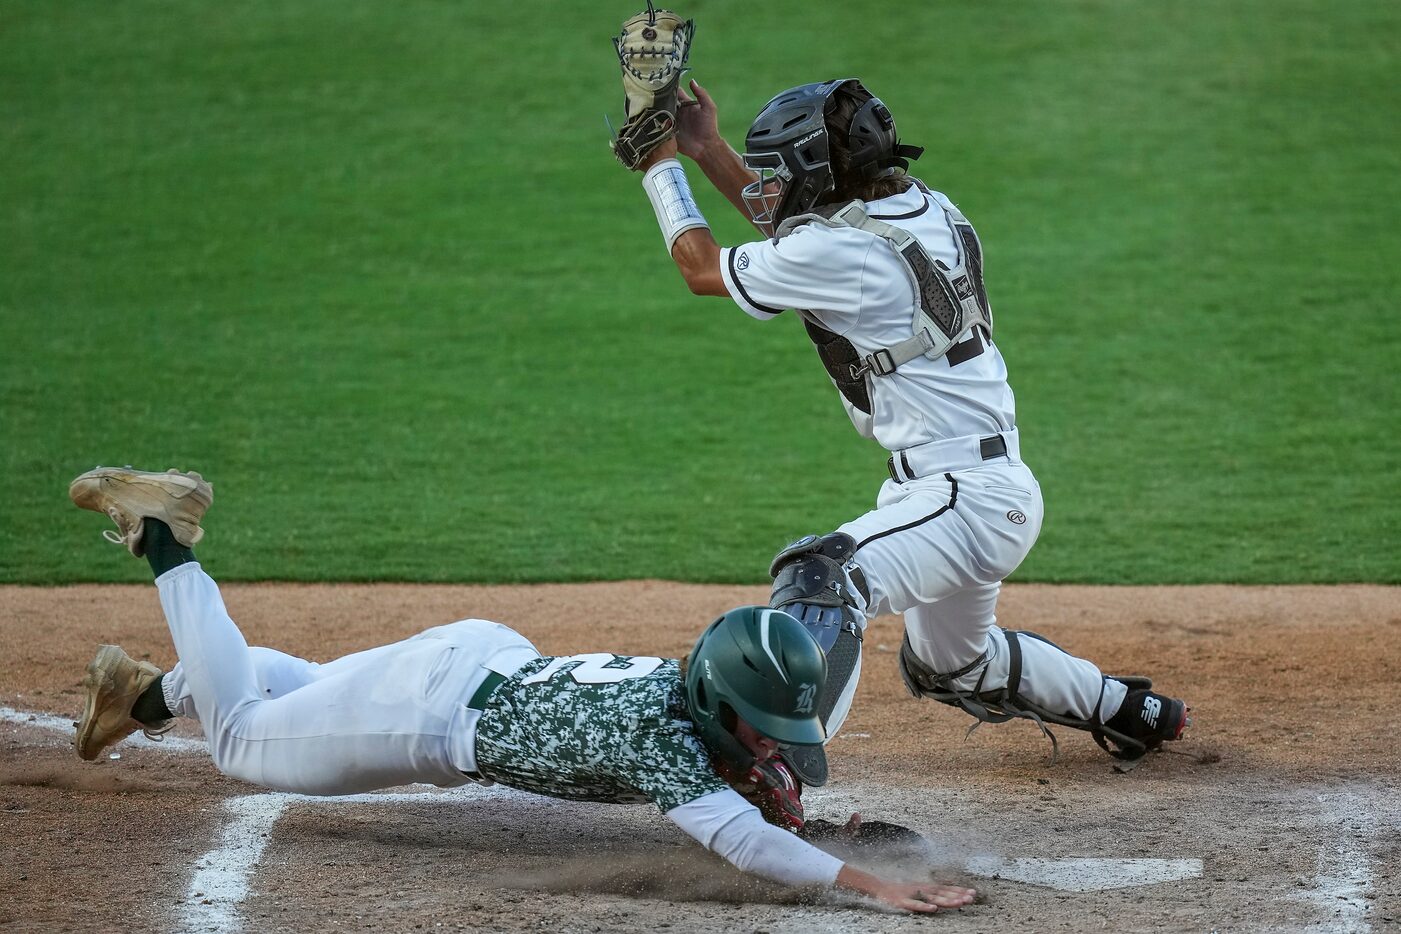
685, 606, 828, 771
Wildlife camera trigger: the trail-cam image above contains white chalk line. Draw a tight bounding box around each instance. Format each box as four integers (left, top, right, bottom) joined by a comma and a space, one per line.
180, 793, 288, 934
1, 704, 207, 754
961, 856, 1202, 892
176, 786, 579, 933
1299, 789, 1383, 933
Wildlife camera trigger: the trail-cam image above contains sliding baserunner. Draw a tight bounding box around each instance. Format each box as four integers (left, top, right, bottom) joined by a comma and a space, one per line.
68, 465, 974, 914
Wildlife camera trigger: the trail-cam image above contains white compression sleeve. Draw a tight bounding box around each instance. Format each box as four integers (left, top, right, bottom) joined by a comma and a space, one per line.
641, 157, 710, 252
667, 788, 843, 888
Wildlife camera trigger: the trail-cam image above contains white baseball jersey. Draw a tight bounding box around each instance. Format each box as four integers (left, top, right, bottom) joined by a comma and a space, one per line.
719, 183, 1016, 453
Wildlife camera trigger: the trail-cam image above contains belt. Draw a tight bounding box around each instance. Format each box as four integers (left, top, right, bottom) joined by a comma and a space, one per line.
458, 670, 509, 782
888, 430, 1016, 484
466, 670, 506, 711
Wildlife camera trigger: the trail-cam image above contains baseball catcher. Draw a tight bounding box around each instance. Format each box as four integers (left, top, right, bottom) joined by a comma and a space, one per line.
614, 29, 1191, 783
68, 466, 974, 916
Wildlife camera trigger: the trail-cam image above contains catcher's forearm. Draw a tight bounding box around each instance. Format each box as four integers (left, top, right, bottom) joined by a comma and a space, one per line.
641, 156, 709, 251
670, 228, 726, 296
638, 155, 727, 295
690, 139, 761, 229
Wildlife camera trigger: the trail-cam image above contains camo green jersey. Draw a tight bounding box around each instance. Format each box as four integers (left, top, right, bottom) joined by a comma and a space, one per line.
472, 654, 730, 813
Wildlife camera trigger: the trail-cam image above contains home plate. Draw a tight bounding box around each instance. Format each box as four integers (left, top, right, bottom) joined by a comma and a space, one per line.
963, 857, 1203, 892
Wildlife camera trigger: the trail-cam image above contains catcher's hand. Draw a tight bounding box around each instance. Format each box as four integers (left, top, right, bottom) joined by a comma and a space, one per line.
609, 1, 695, 170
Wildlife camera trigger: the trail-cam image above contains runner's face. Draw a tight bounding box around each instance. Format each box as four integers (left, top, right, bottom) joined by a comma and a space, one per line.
732, 717, 779, 762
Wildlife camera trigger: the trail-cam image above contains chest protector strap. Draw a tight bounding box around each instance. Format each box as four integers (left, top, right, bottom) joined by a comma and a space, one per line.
776, 191, 994, 380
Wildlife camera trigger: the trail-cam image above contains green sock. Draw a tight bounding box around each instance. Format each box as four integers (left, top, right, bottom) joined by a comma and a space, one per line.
130, 677, 173, 725
143, 518, 195, 578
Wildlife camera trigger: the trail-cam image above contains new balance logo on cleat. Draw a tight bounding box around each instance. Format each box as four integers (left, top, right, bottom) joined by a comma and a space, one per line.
1102, 686, 1189, 760
1141, 695, 1162, 728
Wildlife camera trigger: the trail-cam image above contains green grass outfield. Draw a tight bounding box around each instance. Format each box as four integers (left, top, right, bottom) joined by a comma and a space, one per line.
3, 0, 1398, 584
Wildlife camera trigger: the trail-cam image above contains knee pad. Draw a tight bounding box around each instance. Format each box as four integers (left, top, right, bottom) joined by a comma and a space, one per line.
769, 533, 868, 621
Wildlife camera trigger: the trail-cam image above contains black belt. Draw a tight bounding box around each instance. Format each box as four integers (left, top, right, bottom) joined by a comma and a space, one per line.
459, 671, 507, 781
467, 670, 506, 711
978, 435, 1008, 460
887, 434, 1008, 483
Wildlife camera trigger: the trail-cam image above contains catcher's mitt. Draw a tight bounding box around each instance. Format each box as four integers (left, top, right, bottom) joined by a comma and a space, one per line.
800, 814, 931, 858
609, 1, 695, 170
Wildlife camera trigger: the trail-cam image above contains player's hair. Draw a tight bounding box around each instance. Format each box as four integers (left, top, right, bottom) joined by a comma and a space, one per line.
825, 87, 914, 204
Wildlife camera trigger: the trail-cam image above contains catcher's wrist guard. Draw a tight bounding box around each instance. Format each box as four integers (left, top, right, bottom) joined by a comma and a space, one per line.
609, 2, 695, 170
641, 158, 710, 250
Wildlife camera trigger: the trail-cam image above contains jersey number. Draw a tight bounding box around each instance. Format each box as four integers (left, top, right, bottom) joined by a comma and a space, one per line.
945, 327, 987, 367
520, 653, 664, 686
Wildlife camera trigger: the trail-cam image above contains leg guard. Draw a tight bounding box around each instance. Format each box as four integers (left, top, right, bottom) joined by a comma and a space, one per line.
769, 532, 869, 627
769, 533, 870, 787
898, 629, 1166, 763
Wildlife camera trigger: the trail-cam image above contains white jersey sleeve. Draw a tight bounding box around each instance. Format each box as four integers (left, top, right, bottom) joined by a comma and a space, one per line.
719, 225, 878, 326
666, 788, 844, 889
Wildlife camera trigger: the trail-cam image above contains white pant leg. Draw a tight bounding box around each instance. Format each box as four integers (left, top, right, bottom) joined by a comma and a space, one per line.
840, 463, 1125, 723
164, 646, 319, 718
163, 641, 423, 718
154, 563, 538, 794
838, 474, 987, 615
902, 581, 1003, 675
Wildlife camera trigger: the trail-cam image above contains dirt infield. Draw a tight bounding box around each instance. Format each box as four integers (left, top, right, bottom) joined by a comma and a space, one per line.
3, 581, 1399, 932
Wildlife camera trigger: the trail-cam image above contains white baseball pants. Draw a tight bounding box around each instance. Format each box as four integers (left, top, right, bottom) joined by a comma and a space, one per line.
155, 563, 539, 794
839, 454, 1127, 724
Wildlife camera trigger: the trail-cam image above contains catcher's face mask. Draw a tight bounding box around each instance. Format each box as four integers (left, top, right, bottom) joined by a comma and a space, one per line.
740, 153, 790, 236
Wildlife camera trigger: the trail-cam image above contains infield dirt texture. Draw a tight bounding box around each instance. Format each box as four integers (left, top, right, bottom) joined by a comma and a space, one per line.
2, 1, 1399, 932
3, 583, 1400, 931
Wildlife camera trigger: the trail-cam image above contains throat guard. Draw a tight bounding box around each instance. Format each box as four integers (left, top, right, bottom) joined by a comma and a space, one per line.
778, 185, 994, 384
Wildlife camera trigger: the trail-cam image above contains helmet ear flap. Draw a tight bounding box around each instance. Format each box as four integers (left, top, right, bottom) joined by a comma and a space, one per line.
846, 96, 900, 180
717, 700, 739, 733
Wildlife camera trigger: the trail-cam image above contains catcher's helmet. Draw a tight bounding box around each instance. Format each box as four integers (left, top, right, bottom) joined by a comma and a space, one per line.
741, 78, 923, 232
685, 606, 827, 771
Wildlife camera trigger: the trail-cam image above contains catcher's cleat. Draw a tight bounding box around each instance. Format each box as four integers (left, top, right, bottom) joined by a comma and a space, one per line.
74, 645, 172, 761
1101, 687, 1189, 758
69, 466, 212, 557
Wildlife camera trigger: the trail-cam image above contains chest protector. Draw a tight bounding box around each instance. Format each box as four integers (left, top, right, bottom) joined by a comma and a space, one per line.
775, 185, 994, 414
